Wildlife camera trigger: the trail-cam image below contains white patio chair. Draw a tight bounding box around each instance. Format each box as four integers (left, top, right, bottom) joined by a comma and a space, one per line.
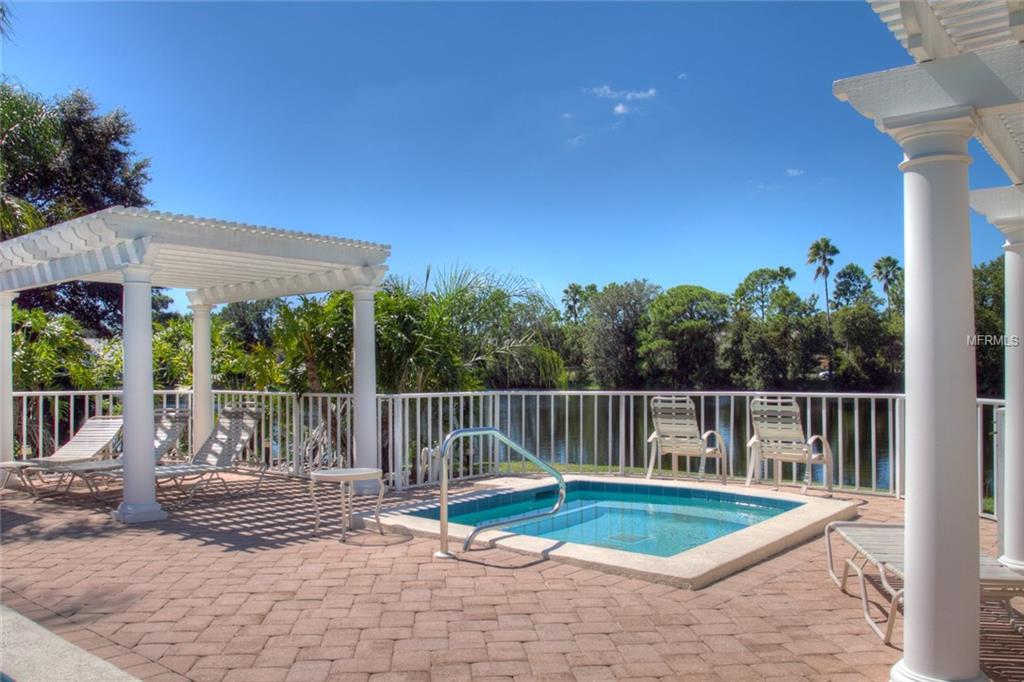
644, 396, 728, 484
745, 396, 833, 495
825, 522, 1024, 644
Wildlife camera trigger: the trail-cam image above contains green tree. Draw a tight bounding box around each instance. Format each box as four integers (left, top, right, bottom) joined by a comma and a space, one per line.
1, 83, 157, 335
974, 256, 1004, 397
561, 282, 597, 324
274, 293, 354, 394
807, 237, 839, 372
217, 300, 275, 348
584, 280, 660, 389
11, 305, 93, 390
833, 302, 900, 389
733, 266, 795, 320
832, 263, 881, 310
720, 283, 824, 390
559, 282, 597, 385
872, 256, 904, 315
639, 285, 729, 388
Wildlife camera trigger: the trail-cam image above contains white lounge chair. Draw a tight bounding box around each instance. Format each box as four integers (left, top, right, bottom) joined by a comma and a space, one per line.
153, 408, 190, 461
23, 415, 123, 466
3, 416, 124, 497
644, 396, 728, 484
825, 521, 1024, 644
746, 396, 832, 495
43, 409, 192, 500
154, 404, 263, 503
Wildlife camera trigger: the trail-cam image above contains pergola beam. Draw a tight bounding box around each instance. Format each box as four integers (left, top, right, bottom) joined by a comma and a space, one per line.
185, 265, 387, 306
0, 238, 152, 291
833, 44, 1023, 123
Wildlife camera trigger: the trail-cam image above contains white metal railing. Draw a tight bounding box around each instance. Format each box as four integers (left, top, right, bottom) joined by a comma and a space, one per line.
9, 389, 1006, 518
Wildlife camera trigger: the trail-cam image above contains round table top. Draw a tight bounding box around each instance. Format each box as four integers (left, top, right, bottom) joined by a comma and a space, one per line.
311, 467, 382, 482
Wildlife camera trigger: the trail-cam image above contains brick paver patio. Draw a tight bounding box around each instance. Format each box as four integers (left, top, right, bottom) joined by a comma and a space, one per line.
1, 474, 1021, 681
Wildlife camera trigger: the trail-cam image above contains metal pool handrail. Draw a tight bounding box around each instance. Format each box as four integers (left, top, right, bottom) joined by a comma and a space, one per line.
434, 427, 567, 557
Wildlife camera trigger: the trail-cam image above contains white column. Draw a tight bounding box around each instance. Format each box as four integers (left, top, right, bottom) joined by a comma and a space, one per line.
112, 266, 167, 523
999, 229, 1024, 569
190, 303, 213, 452
1, 292, 16, 465
352, 286, 378, 493
891, 116, 984, 682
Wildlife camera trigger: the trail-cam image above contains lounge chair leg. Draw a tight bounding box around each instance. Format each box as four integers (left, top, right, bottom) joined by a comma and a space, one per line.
339, 481, 348, 543
375, 480, 385, 534
254, 465, 267, 495
645, 441, 658, 480
310, 479, 321, 536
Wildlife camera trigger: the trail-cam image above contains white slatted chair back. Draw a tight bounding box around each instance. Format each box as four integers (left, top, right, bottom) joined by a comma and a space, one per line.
191, 405, 261, 468
750, 397, 809, 461
650, 396, 704, 456
303, 420, 342, 471
154, 409, 190, 461
46, 416, 124, 462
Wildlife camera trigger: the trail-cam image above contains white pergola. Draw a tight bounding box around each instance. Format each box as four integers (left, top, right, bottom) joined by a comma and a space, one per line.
0, 207, 390, 523
835, 3, 1022, 681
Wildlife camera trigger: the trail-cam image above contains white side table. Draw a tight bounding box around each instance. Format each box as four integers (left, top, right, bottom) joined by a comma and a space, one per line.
310, 467, 385, 542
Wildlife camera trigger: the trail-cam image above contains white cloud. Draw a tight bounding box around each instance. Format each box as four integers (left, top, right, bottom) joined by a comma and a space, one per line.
785, 168, 806, 177
613, 103, 631, 115
589, 85, 657, 101
677, 72, 689, 80
562, 112, 574, 120
625, 88, 656, 100
567, 134, 587, 146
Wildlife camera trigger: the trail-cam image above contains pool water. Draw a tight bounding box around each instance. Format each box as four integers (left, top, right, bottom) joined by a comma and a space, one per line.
413, 480, 801, 557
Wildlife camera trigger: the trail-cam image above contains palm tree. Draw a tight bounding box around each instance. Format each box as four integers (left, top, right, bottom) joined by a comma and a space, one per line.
872, 256, 902, 315
807, 237, 839, 374
562, 283, 585, 323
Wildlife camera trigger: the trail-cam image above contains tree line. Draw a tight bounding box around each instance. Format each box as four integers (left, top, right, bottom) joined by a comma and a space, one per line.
1, 81, 1007, 398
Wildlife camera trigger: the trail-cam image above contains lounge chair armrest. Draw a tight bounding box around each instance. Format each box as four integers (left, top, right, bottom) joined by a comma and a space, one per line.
647, 431, 659, 443
701, 430, 727, 454
807, 434, 833, 458
746, 434, 759, 449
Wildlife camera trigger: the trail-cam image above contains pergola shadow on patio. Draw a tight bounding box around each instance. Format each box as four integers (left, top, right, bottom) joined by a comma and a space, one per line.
1, 479, 1021, 682
0, 208, 391, 523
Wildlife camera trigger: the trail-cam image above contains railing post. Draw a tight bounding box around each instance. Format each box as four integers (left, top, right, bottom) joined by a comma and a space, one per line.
292, 395, 303, 475
618, 394, 626, 476
0, 292, 16, 467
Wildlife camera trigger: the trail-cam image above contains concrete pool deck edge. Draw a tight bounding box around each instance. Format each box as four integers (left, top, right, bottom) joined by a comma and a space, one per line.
364, 475, 860, 589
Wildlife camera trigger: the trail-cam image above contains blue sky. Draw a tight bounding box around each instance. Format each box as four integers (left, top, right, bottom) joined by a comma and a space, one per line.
2, 1, 1011, 312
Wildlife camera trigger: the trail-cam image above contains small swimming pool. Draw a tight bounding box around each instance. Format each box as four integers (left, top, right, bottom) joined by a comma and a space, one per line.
412, 480, 802, 557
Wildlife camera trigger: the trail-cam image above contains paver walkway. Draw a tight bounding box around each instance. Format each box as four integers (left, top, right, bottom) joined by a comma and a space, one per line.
1, 475, 1021, 681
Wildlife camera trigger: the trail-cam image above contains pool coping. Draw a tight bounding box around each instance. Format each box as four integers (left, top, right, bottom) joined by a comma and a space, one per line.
366, 475, 859, 589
